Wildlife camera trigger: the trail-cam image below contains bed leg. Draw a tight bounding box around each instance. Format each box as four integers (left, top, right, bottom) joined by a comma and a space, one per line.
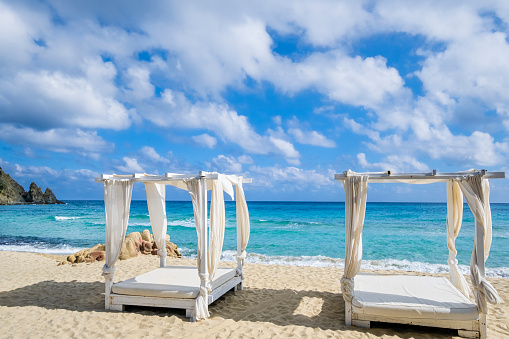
110, 304, 124, 312
186, 309, 195, 322
458, 330, 479, 338
235, 281, 243, 291
479, 313, 486, 339
345, 301, 352, 326
352, 320, 370, 328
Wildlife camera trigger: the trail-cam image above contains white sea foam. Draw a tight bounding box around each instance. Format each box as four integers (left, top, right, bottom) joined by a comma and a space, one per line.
55, 216, 82, 221
0, 244, 82, 255
167, 218, 196, 228
210, 251, 509, 278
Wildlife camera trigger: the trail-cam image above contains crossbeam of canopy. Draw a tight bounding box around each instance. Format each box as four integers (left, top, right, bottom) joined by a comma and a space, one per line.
96, 171, 252, 321
334, 169, 505, 183
335, 169, 505, 339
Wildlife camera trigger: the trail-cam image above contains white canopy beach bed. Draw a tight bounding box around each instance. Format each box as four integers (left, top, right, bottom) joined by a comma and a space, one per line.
95, 171, 251, 321
334, 169, 505, 339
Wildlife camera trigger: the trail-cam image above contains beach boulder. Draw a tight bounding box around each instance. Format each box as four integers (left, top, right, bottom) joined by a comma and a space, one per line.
67, 243, 106, 264
66, 230, 182, 264
166, 234, 182, 258
141, 229, 153, 243
119, 238, 139, 260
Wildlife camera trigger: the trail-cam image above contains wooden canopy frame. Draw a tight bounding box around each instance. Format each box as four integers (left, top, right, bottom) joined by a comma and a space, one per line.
335, 169, 505, 339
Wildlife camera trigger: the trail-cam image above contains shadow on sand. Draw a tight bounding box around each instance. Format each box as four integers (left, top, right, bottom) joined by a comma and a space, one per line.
0, 280, 457, 338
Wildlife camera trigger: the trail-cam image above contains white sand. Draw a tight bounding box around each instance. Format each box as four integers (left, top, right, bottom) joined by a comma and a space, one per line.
0, 251, 507, 338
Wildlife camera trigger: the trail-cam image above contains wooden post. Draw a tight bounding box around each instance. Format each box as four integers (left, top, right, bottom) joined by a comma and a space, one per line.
475, 219, 487, 339
104, 275, 112, 310
200, 177, 209, 312
345, 300, 352, 326
160, 255, 166, 268
236, 185, 243, 290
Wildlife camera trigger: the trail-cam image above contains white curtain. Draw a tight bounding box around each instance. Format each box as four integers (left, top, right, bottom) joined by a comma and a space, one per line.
230, 177, 250, 278
341, 175, 368, 302
102, 179, 133, 278
457, 175, 501, 314
185, 178, 210, 320
446, 180, 470, 297
208, 177, 226, 280
145, 183, 167, 262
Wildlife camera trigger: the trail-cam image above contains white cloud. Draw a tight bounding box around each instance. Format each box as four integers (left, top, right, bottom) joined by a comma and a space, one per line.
269, 137, 300, 165
0, 69, 131, 131
116, 156, 145, 173
288, 128, 336, 148
145, 90, 301, 164
249, 165, 333, 189
357, 153, 430, 173
210, 155, 243, 173
14, 164, 58, 177
0, 124, 112, 154
140, 146, 169, 164
267, 53, 405, 109
238, 155, 254, 164
124, 67, 155, 101
192, 133, 217, 149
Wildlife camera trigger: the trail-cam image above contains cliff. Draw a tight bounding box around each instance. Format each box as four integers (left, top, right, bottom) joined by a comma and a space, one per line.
0, 167, 64, 205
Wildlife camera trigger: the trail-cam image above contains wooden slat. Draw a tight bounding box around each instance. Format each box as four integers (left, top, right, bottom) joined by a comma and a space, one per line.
334, 171, 505, 182
95, 172, 252, 184
110, 294, 195, 309
353, 313, 480, 331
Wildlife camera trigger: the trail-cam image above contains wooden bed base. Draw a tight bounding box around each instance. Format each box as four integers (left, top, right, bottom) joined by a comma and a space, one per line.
346, 300, 485, 339
106, 275, 243, 322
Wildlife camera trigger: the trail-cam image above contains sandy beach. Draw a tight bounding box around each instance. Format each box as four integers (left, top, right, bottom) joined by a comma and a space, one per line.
0, 251, 507, 338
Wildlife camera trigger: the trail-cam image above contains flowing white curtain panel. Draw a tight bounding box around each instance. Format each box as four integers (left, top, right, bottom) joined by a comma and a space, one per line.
208, 177, 226, 280
446, 180, 470, 297
102, 179, 133, 277
340, 175, 368, 302
457, 175, 501, 314
184, 178, 210, 321
225, 175, 251, 277
145, 183, 168, 258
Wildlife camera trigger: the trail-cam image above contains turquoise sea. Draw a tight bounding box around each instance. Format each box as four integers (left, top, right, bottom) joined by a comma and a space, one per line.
0, 201, 508, 278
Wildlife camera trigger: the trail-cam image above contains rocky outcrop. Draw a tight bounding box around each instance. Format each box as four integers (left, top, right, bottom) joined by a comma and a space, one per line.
0, 168, 26, 205
66, 230, 182, 264
25, 182, 45, 204
0, 167, 64, 205
43, 188, 58, 204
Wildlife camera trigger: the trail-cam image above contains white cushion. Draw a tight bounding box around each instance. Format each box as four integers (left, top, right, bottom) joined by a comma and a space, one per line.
351, 274, 479, 321
112, 266, 237, 299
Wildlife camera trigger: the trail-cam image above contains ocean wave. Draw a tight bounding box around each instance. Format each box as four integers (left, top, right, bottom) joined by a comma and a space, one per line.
0, 243, 83, 255
212, 251, 509, 278
54, 216, 82, 221
167, 218, 196, 228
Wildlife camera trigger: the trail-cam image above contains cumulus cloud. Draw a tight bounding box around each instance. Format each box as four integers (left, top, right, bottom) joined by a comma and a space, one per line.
238, 155, 254, 164
192, 133, 217, 149
0, 124, 112, 154
288, 128, 336, 148
140, 146, 169, 164
209, 155, 243, 173
249, 165, 334, 189
0, 69, 131, 131
116, 156, 145, 173
144, 90, 301, 164
2, 0, 509, 192
357, 153, 430, 173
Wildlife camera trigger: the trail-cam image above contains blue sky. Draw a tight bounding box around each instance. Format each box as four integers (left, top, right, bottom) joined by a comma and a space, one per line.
0, 0, 508, 202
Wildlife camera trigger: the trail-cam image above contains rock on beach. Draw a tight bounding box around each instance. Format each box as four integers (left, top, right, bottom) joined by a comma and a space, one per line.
66, 230, 182, 264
